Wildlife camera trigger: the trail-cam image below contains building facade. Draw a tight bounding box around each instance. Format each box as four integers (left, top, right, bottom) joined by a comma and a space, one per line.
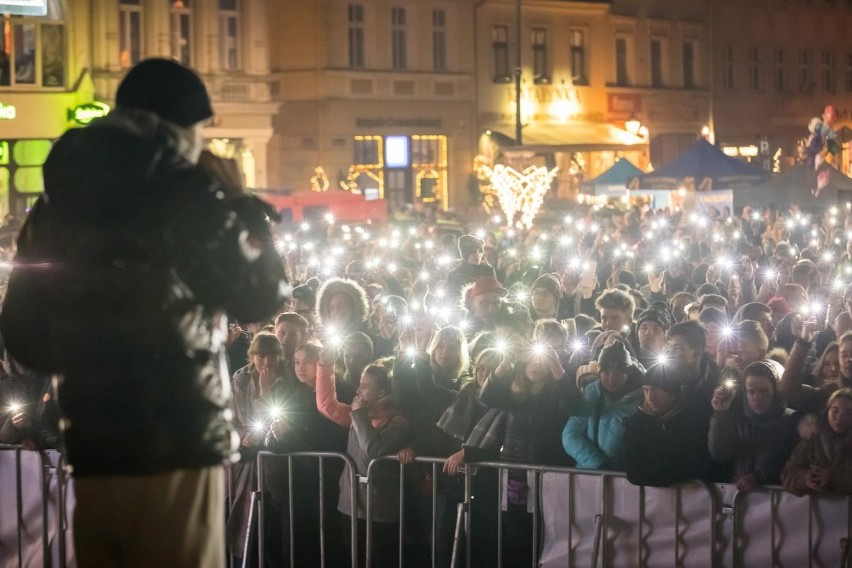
710, 0, 852, 173
474, 0, 711, 197
0, 0, 277, 219
266, 0, 478, 211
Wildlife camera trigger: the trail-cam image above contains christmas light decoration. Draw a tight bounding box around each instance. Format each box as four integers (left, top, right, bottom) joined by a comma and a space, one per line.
310, 166, 330, 192
489, 164, 559, 229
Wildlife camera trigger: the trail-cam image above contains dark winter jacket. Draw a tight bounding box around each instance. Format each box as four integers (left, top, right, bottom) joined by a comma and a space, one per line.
338, 400, 409, 522
476, 369, 577, 466
624, 391, 718, 487
0, 111, 286, 476
392, 354, 471, 456
708, 388, 799, 485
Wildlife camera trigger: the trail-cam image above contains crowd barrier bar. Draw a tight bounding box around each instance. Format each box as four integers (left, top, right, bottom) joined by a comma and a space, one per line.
56, 453, 69, 568
0, 443, 53, 568
255, 450, 359, 568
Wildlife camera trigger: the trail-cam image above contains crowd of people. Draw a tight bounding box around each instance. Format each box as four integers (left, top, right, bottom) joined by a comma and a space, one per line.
6, 197, 852, 565
224, 201, 852, 564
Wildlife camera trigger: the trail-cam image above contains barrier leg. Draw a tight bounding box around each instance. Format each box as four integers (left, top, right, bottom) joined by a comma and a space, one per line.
16, 448, 23, 568
591, 513, 603, 567
431, 462, 438, 568
464, 468, 471, 568
40, 452, 51, 568
319, 458, 326, 568
242, 491, 260, 568
497, 467, 503, 568
257, 455, 265, 568
288, 456, 295, 568
57, 456, 67, 568
450, 502, 464, 568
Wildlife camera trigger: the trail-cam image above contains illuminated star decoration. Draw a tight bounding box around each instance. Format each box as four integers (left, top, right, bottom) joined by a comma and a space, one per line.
490, 164, 559, 229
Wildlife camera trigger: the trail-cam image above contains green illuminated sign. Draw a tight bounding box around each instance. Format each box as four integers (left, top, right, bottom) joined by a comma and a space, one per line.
68, 101, 110, 125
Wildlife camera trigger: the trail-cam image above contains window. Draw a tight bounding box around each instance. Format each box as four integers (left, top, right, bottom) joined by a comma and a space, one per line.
532, 28, 548, 84
219, 0, 239, 70
649, 39, 662, 87
0, 0, 65, 87
119, 0, 143, 69
169, 0, 192, 66
570, 30, 586, 85
492, 25, 510, 82
615, 37, 629, 86
682, 41, 695, 89
391, 7, 406, 70
348, 4, 364, 69
353, 136, 381, 165
774, 48, 785, 92
822, 50, 835, 92
432, 9, 446, 72
723, 45, 735, 90
748, 47, 760, 91
799, 49, 811, 92
846, 53, 852, 92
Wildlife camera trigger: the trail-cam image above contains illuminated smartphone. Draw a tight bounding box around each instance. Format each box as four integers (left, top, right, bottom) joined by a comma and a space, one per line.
580, 261, 597, 288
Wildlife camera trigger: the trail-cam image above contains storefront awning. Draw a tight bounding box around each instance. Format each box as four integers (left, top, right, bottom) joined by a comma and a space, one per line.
486, 122, 647, 153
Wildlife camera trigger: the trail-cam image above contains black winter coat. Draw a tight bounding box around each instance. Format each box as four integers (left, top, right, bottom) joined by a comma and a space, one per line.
0, 111, 286, 476
624, 392, 719, 487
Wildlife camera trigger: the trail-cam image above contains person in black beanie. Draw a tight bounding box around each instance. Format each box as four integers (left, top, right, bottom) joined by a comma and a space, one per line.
445, 234, 496, 298
635, 301, 673, 368
0, 58, 287, 567
563, 340, 644, 470
623, 364, 718, 487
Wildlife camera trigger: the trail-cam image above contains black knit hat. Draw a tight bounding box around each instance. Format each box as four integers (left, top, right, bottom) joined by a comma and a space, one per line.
291, 284, 316, 309
637, 301, 672, 331
116, 58, 214, 127
642, 363, 681, 396
598, 340, 631, 371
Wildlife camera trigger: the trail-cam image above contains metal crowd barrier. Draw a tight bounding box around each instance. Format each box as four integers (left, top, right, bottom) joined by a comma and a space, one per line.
0, 444, 59, 568
361, 458, 720, 568
5, 446, 852, 567
730, 485, 852, 568
254, 450, 360, 568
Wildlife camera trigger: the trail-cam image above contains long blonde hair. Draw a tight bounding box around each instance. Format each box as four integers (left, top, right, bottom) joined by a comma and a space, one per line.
427, 325, 470, 379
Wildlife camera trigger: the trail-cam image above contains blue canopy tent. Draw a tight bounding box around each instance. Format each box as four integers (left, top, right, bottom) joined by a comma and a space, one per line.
580, 158, 644, 195
628, 139, 768, 191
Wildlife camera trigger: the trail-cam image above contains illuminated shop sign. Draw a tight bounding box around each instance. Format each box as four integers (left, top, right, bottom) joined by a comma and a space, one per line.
68, 102, 110, 125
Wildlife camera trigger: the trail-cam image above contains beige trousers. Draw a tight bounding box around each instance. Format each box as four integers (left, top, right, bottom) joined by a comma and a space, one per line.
73, 466, 225, 568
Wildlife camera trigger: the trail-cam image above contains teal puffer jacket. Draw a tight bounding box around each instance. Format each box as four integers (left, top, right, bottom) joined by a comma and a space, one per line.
562, 380, 643, 470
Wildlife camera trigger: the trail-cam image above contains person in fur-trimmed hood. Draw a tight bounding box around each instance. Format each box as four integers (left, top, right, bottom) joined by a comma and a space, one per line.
315, 277, 374, 338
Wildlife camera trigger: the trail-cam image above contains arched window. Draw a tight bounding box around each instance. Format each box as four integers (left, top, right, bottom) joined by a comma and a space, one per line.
0, 0, 65, 88
169, 0, 192, 65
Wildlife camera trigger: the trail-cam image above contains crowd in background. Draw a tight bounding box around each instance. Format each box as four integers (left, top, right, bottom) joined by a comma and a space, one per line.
6, 199, 852, 566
